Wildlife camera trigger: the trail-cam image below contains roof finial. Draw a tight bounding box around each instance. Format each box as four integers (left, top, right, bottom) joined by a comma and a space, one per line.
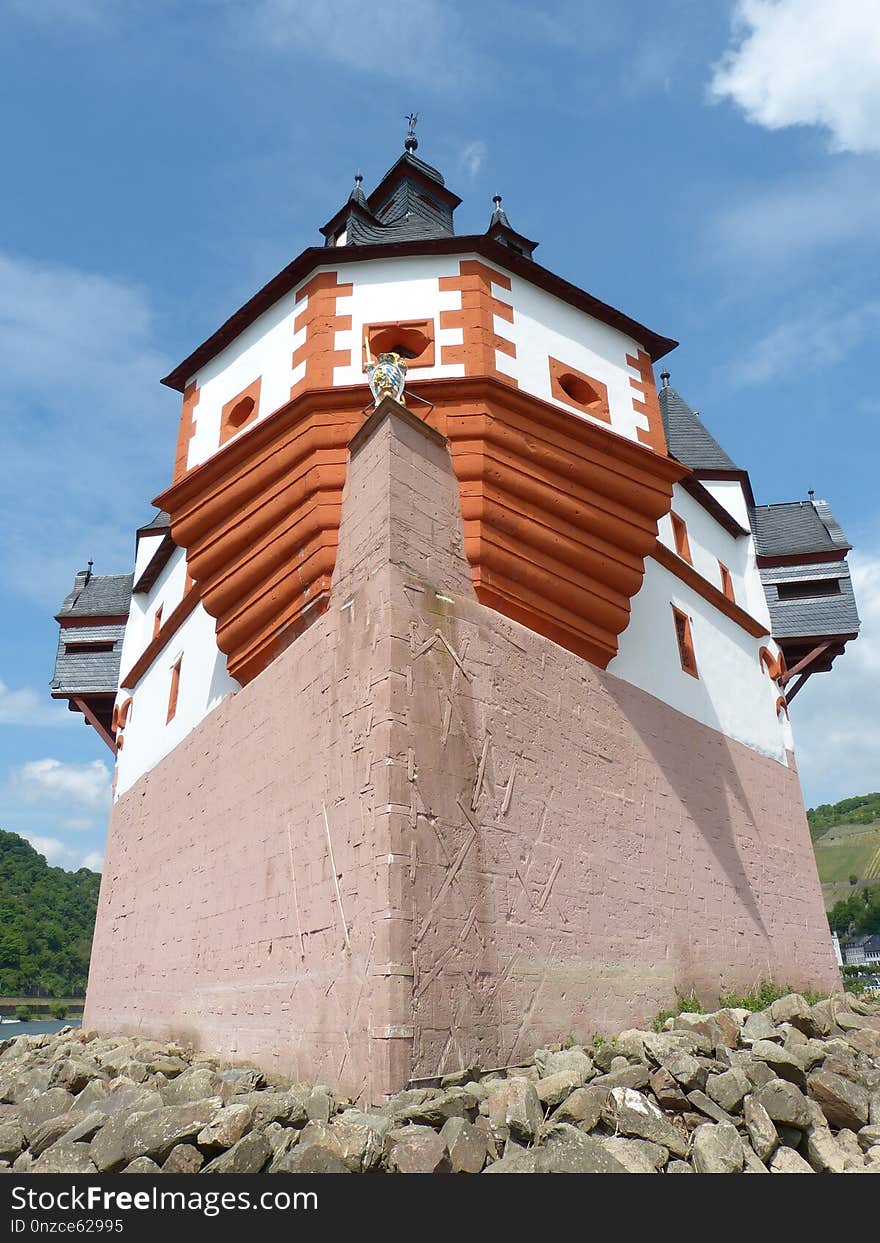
86, 559, 93, 582
660, 369, 670, 388
404, 112, 418, 154
808, 488, 815, 501
348, 169, 367, 207
489, 193, 510, 229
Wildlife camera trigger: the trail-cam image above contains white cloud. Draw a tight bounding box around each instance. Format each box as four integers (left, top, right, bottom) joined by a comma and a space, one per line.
0, 679, 74, 728
795, 542, 880, 806
734, 297, 880, 386
12, 758, 112, 810
710, 1, 880, 153
705, 161, 880, 274
459, 141, 487, 179
21, 832, 103, 873
250, 0, 473, 86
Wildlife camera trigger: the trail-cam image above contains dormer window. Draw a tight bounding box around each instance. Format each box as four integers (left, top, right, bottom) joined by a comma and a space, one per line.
776, 578, 842, 600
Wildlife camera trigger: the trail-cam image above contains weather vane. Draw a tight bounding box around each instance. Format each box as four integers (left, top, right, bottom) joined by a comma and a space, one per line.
404, 112, 419, 153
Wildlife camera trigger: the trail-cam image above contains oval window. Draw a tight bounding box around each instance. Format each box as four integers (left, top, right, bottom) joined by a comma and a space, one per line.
228, 396, 255, 429
558, 373, 598, 408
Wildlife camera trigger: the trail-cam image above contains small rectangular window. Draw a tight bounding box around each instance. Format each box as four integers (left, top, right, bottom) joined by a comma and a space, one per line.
672, 606, 699, 678
152, 605, 163, 639
776, 578, 842, 600
719, 562, 735, 602
64, 640, 114, 654
670, 512, 692, 565
166, 657, 182, 724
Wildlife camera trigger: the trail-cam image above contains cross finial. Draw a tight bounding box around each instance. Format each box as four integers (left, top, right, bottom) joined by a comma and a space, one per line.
404, 112, 418, 153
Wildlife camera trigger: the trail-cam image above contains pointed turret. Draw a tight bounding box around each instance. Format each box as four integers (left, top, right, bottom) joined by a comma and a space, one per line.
485, 193, 538, 259
320, 119, 461, 248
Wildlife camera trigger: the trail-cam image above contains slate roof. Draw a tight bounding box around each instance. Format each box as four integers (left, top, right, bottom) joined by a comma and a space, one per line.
761, 566, 861, 640
322, 151, 459, 248
657, 382, 740, 472
51, 624, 127, 696
138, 510, 171, 535
52, 570, 132, 698
56, 571, 134, 619
751, 500, 851, 558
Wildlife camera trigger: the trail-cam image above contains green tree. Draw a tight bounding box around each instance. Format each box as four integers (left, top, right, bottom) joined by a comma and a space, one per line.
0, 831, 100, 998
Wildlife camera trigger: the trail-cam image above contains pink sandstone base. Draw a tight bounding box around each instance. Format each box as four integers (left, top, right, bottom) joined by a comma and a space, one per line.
84, 402, 839, 1104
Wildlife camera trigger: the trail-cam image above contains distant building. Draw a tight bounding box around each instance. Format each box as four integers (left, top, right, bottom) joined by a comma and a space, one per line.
52, 128, 859, 1101
840, 934, 880, 967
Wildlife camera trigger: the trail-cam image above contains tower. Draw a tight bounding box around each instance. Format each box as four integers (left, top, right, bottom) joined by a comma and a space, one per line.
54, 130, 858, 1103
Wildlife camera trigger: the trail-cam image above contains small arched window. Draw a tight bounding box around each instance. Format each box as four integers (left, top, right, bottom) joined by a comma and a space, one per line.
364, 320, 435, 368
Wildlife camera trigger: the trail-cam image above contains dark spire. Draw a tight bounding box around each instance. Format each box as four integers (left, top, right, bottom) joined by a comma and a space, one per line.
348, 170, 367, 207
404, 112, 418, 154
484, 191, 539, 259
489, 194, 510, 228
660, 369, 671, 388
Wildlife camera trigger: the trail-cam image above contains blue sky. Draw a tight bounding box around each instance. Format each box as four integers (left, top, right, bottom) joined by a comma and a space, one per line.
1, 0, 878, 870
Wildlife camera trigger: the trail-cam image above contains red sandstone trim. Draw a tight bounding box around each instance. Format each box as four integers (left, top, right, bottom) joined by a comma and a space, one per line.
626, 349, 667, 455
548, 357, 611, 423
160, 235, 677, 393
173, 381, 200, 483
363, 319, 435, 369
154, 376, 685, 681
120, 586, 201, 691
670, 512, 693, 565
439, 260, 517, 384
291, 271, 353, 398
220, 377, 261, 446
653, 539, 768, 639
756, 550, 849, 568
53, 614, 129, 627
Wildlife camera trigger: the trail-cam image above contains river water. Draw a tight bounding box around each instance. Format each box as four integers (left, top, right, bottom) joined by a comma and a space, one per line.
0, 1019, 81, 1038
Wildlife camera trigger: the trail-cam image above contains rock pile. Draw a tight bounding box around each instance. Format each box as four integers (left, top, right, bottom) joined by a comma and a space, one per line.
1, 991, 879, 1174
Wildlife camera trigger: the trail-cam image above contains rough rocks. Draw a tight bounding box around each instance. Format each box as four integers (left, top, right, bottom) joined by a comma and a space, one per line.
2, 992, 879, 1174
692, 1122, 744, 1174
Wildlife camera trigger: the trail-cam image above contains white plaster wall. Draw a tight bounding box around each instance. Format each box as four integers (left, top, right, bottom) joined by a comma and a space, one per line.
115, 602, 239, 796
331, 254, 468, 386
133, 532, 164, 583
502, 275, 648, 442
120, 545, 189, 672
658, 484, 772, 627
114, 542, 239, 795
183, 250, 662, 479
702, 478, 750, 528
187, 286, 303, 470
609, 557, 788, 763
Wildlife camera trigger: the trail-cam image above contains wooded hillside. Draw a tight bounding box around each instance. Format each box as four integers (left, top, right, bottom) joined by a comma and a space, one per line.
0, 830, 100, 996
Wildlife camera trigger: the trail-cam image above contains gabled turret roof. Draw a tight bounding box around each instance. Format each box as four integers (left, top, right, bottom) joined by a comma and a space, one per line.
751, 500, 851, 558
658, 377, 740, 472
